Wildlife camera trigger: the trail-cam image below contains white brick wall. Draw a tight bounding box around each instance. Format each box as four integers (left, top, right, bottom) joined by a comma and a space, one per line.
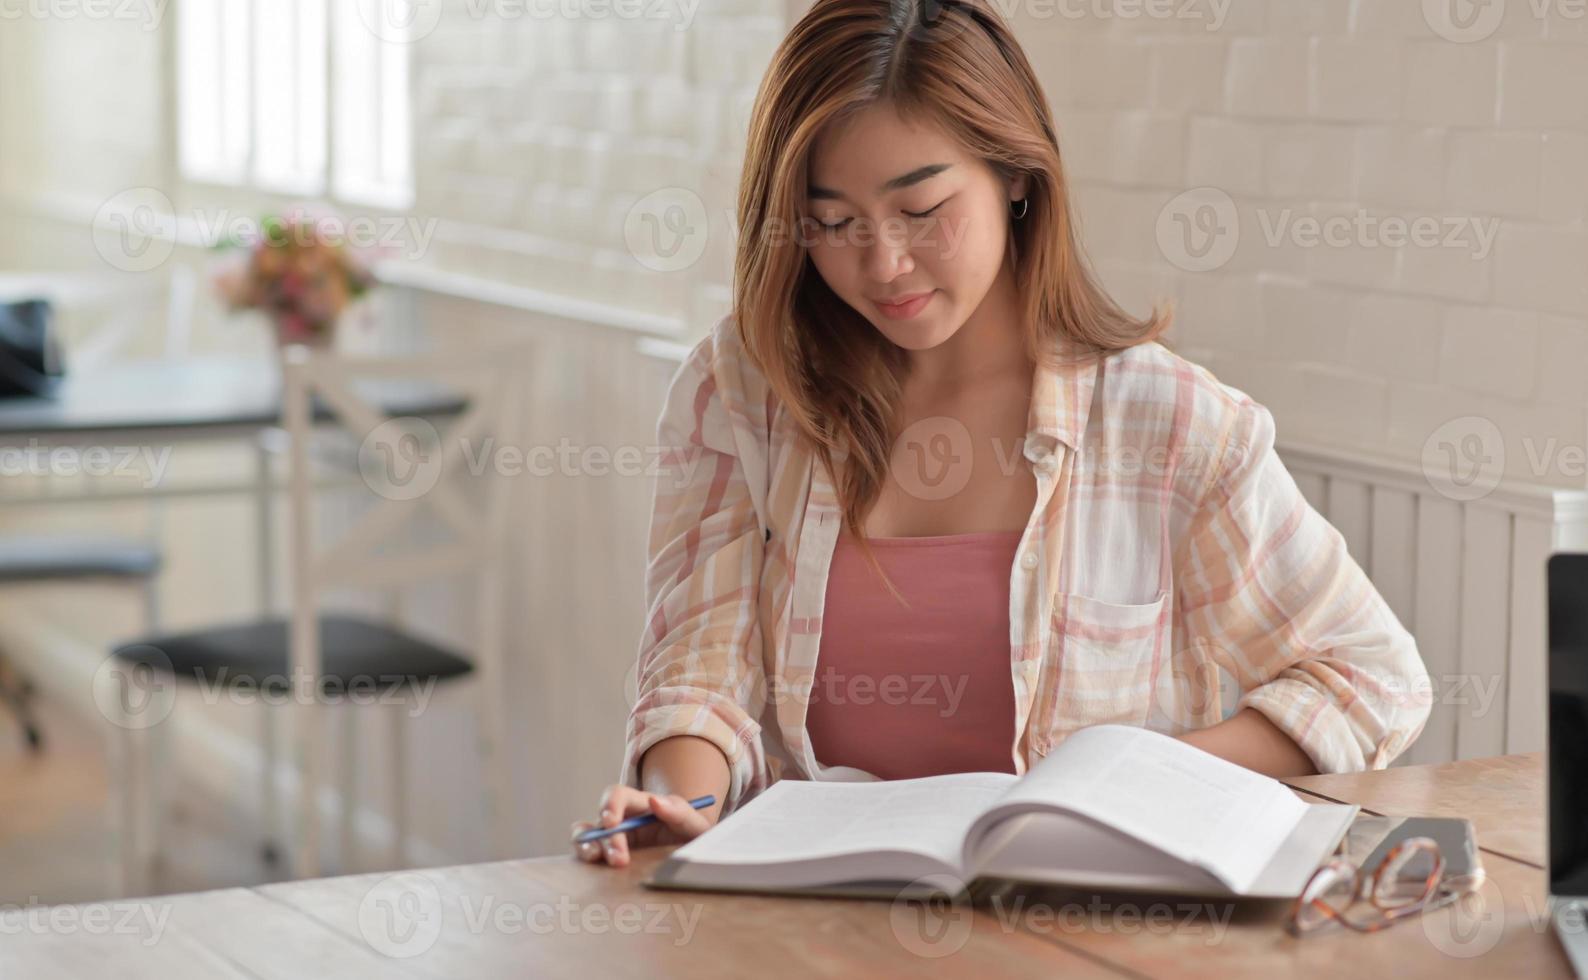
0, 0, 1583, 491
1013, 0, 1588, 489
409, 3, 782, 330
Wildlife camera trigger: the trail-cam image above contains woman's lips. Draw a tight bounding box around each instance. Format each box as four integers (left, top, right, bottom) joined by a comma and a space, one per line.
873, 289, 936, 320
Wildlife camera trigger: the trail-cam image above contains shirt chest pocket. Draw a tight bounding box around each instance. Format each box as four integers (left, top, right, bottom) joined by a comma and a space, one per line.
1039, 588, 1171, 746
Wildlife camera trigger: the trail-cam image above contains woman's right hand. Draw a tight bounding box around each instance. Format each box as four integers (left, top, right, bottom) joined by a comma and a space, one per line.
569, 784, 719, 868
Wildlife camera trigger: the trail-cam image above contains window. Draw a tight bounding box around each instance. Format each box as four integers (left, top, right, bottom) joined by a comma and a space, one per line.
177, 0, 413, 209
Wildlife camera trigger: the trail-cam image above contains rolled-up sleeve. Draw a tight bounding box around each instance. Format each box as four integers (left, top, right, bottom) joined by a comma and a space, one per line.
1176, 398, 1433, 773
617, 331, 773, 815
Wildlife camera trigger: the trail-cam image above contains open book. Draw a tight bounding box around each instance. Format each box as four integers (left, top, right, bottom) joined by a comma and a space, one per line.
644, 724, 1357, 901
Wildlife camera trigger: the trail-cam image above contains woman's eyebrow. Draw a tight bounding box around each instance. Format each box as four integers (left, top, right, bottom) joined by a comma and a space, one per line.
808, 163, 954, 202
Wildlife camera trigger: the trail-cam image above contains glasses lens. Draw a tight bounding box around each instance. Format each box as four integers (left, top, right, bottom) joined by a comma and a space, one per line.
1372, 839, 1442, 909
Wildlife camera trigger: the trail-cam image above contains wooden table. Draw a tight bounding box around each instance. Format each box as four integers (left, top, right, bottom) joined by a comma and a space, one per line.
0, 754, 1572, 977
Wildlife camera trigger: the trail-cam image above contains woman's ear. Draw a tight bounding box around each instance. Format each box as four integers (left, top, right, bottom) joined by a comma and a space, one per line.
1008, 173, 1030, 206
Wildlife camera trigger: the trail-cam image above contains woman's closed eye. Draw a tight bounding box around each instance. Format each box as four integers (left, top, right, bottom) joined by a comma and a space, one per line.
816, 200, 948, 231
904, 201, 945, 220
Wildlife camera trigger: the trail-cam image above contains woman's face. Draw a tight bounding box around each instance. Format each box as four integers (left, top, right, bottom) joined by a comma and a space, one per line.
803, 103, 1026, 352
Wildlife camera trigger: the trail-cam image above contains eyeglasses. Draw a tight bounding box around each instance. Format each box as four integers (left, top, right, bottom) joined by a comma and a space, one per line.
1287, 836, 1477, 936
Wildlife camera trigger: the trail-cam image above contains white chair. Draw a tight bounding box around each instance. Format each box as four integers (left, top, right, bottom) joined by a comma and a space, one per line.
0, 536, 162, 750
0, 270, 190, 890
107, 342, 524, 890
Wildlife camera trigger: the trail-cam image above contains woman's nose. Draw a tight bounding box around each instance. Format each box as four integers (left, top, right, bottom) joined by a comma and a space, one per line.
862, 219, 916, 281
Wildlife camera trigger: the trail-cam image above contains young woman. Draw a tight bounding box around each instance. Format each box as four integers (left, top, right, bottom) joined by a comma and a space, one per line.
573, 0, 1431, 867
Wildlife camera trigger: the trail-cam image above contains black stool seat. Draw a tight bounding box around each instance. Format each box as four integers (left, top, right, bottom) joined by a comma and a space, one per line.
112, 614, 473, 695
0, 535, 161, 582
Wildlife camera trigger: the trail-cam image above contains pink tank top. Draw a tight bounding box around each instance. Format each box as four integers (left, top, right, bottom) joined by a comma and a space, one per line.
806, 528, 1023, 779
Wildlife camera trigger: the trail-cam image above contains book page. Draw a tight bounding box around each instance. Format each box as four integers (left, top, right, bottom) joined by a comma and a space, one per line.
969, 724, 1308, 892
671, 771, 1019, 874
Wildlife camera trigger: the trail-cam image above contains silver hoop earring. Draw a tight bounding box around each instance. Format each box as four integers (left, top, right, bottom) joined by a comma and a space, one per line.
1011, 198, 1029, 220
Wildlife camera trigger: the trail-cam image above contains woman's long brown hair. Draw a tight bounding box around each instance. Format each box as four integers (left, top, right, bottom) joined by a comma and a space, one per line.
733, 0, 1173, 602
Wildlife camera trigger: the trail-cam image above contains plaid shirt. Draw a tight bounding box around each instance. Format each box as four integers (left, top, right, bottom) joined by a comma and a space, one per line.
621, 313, 1431, 816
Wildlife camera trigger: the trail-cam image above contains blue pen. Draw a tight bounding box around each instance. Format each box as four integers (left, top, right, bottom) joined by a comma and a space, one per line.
574, 795, 716, 845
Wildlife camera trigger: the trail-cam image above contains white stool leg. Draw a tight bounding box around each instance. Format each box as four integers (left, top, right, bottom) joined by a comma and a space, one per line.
109, 711, 138, 898
293, 696, 324, 880
260, 703, 281, 869
477, 673, 510, 861
388, 702, 407, 868
139, 579, 163, 889
338, 705, 357, 873
115, 688, 151, 899
142, 711, 168, 891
